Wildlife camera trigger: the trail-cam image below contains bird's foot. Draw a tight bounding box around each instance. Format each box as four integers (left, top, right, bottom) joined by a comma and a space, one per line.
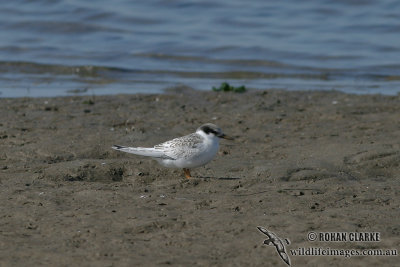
183, 168, 191, 179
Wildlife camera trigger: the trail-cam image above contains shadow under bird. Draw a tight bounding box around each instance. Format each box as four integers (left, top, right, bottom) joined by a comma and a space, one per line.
112, 123, 233, 178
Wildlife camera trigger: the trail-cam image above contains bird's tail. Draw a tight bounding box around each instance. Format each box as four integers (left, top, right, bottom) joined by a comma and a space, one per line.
112, 145, 168, 158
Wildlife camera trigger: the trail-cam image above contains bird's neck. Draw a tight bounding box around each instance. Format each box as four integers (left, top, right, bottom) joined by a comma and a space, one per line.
197, 130, 219, 145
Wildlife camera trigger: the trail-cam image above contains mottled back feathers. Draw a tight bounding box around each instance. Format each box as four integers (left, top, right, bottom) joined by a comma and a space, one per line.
154, 132, 205, 160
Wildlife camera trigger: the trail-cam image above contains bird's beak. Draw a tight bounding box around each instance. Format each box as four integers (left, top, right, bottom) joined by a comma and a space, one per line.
218, 133, 234, 140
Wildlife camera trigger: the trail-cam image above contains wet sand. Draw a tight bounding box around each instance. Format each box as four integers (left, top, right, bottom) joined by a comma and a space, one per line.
0, 87, 399, 266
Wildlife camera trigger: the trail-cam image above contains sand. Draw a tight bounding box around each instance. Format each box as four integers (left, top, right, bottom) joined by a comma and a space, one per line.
0, 87, 399, 266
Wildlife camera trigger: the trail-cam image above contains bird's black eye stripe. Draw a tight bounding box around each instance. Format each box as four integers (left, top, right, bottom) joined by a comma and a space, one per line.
202, 126, 218, 135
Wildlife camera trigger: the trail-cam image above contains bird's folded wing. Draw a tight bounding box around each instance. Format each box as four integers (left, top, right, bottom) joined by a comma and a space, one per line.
155, 138, 205, 159
112, 145, 175, 159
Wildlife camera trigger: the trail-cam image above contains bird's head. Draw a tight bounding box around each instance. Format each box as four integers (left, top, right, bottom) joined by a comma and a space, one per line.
197, 123, 234, 140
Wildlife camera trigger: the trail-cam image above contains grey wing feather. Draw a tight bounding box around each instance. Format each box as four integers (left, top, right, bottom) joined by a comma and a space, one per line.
112, 145, 175, 159
154, 133, 205, 159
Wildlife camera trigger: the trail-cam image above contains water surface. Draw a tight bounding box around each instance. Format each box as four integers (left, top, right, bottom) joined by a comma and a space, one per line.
1, 0, 400, 97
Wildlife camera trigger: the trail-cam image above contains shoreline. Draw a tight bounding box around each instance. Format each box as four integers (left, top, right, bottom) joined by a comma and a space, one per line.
1, 87, 399, 266
2, 83, 400, 99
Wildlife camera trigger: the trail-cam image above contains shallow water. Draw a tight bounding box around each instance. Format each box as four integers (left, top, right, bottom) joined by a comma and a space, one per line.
1, 0, 400, 97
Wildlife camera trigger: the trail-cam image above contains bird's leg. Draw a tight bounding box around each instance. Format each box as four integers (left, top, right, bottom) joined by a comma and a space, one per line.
183, 168, 191, 179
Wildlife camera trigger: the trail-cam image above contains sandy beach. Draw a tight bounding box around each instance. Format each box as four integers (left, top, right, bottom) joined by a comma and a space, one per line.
0, 87, 399, 266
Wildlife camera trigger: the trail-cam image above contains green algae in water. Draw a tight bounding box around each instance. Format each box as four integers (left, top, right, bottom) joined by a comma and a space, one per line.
212, 82, 246, 93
